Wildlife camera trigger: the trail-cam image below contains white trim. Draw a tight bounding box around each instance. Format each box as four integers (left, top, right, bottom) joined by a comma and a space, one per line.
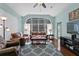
54, 37, 61, 51
58, 39, 61, 51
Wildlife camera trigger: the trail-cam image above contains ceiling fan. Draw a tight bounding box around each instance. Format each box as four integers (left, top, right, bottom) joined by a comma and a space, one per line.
33, 3, 46, 8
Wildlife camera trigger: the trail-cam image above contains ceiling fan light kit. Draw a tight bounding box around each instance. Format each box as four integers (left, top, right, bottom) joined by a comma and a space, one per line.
33, 3, 46, 8
33, 3, 38, 8
42, 3, 46, 8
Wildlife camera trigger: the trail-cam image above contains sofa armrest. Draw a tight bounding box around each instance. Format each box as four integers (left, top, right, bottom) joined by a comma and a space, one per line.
0, 47, 18, 56
6, 40, 19, 47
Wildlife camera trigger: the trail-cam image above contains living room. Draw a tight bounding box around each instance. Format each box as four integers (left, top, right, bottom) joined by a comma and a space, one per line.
0, 3, 79, 56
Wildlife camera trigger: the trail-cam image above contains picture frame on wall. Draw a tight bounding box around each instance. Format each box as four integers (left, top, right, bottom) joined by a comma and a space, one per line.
75, 8, 79, 19
69, 8, 79, 21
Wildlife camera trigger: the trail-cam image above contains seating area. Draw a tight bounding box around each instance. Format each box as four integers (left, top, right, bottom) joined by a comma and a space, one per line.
0, 32, 55, 56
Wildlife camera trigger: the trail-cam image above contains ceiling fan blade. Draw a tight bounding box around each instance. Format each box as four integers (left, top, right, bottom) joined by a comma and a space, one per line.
42, 3, 46, 8
33, 3, 38, 8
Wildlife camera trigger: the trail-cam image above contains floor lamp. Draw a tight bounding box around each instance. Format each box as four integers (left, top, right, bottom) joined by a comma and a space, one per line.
0, 16, 10, 40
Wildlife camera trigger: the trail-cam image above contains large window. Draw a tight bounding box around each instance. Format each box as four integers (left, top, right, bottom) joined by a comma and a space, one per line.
26, 18, 51, 33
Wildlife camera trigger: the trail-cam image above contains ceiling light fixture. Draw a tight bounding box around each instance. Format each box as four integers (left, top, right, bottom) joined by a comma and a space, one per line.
33, 3, 46, 8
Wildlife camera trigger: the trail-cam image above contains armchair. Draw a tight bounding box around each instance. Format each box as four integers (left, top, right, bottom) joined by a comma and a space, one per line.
0, 35, 19, 56
10, 33, 26, 46
0, 47, 18, 56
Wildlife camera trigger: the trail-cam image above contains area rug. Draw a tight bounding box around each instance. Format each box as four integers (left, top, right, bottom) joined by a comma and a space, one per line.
21, 43, 63, 56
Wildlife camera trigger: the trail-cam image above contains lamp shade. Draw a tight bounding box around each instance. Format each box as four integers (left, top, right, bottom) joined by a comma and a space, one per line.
6, 27, 10, 31
0, 24, 3, 29
1, 16, 7, 21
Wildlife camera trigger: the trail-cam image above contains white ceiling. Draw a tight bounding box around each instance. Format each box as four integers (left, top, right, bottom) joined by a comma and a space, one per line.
6, 3, 70, 16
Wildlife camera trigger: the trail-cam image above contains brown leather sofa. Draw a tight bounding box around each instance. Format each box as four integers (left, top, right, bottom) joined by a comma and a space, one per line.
0, 47, 18, 56
6, 40, 19, 48
0, 32, 26, 56
0, 35, 19, 56
10, 33, 26, 46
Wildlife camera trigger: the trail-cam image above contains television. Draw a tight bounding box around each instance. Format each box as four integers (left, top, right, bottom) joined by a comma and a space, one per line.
67, 21, 79, 34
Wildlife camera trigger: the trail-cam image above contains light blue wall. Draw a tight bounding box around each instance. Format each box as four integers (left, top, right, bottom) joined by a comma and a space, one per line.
0, 4, 20, 18
21, 16, 24, 33
0, 3, 23, 40
55, 3, 79, 37
0, 3, 22, 32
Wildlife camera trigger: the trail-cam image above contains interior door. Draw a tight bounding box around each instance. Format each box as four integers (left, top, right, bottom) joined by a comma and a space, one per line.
57, 22, 62, 39
57, 22, 62, 51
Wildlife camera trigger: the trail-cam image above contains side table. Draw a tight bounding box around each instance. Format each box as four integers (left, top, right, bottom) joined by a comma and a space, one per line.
47, 34, 54, 43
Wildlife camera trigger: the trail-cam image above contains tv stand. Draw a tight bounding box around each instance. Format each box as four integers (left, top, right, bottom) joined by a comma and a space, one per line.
60, 36, 79, 55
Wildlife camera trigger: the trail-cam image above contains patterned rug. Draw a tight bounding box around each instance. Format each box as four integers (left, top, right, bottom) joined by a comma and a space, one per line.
21, 43, 63, 56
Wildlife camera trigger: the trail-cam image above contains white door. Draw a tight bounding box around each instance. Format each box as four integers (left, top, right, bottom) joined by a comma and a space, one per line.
57, 22, 62, 39
57, 22, 62, 51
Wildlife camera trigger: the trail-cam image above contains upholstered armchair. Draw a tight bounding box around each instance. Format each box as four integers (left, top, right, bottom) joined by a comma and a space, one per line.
6, 32, 20, 47
10, 33, 26, 46
0, 47, 18, 56
0, 35, 18, 56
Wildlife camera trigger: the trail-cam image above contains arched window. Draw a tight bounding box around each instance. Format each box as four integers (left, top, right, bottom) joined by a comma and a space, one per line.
26, 18, 51, 33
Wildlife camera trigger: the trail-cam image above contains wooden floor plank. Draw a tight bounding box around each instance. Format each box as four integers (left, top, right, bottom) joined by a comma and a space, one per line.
52, 38, 76, 56
60, 46, 76, 56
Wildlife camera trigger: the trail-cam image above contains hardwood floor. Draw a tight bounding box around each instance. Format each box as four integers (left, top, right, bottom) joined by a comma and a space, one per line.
52, 38, 76, 56
49, 38, 58, 48
60, 46, 76, 56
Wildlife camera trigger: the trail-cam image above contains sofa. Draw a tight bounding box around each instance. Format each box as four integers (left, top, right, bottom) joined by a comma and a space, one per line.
0, 35, 19, 56
31, 32, 47, 39
30, 32, 47, 44
10, 33, 26, 46
0, 47, 18, 56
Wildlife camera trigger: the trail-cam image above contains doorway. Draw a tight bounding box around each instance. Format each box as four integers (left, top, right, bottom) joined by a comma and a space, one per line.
57, 22, 62, 51
57, 22, 62, 39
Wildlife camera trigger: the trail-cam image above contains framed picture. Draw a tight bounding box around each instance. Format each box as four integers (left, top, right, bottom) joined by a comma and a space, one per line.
69, 8, 79, 21
75, 8, 79, 19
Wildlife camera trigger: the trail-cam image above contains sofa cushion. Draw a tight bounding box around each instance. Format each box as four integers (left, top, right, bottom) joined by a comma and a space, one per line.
6, 40, 19, 47
0, 47, 18, 56
31, 35, 46, 39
